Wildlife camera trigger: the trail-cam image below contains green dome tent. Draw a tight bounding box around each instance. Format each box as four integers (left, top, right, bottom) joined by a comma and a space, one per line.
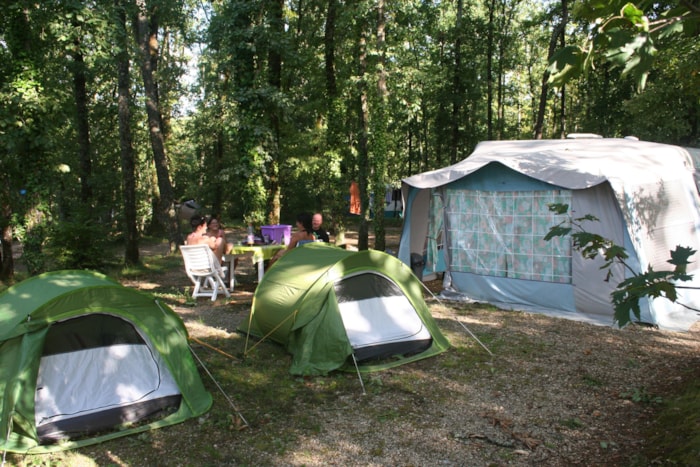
240, 243, 450, 375
0, 270, 212, 454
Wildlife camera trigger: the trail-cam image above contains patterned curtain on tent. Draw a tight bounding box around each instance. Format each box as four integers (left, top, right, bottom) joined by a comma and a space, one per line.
426, 190, 443, 272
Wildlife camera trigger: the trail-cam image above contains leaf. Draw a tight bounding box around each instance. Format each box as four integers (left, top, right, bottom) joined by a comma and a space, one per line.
620, 3, 648, 31
668, 245, 696, 269
603, 30, 656, 90
574, 214, 599, 223
547, 46, 587, 87
605, 244, 628, 261
544, 225, 571, 241
548, 203, 570, 215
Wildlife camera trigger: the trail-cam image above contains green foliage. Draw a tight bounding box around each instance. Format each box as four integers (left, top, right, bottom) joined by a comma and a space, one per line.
611, 253, 696, 327
46, 212, 115, 271
20, 224, 48, 276
546, 203, 697, 327
548, 1, 700, 92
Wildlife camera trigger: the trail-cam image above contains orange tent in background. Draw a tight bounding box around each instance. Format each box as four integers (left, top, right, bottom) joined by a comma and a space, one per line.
349, 181, 361, 215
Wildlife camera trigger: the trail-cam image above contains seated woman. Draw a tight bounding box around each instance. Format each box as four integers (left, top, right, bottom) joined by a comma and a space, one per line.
269, 212, 316, 267
205, 216, 233, 262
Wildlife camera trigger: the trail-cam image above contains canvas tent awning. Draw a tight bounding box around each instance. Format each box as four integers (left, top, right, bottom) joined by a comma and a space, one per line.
399, 138, 700, 331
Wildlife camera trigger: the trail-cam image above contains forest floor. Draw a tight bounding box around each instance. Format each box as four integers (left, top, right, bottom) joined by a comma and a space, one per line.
6, 222, 700, 466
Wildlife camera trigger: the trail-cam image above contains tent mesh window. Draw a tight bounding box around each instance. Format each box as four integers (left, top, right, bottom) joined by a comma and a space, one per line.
36, 314, 182, 443
334, 273, 433, 362
444, 189, 572, 283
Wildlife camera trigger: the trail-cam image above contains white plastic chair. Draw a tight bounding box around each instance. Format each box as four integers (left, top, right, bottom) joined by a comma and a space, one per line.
179, 245, 231, 301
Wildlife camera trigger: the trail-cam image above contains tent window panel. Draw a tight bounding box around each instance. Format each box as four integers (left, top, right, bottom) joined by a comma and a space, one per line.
334, 272, 402, 302
445, 189, 572, 283
334, 273, 433, 361
36, 314, 182, 440
43, 314, 144, 355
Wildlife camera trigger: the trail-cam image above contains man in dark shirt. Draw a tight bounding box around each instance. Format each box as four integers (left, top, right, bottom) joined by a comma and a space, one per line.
312, 213, 330, 242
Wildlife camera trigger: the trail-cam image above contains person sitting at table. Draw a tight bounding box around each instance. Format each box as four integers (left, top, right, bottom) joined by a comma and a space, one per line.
269, 212, 316, 267
206, 216, 233, 260
312, 212, 330, 243
186, 215, 224, 260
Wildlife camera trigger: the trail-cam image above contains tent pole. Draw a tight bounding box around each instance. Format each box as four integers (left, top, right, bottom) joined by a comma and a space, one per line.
2, 414, 13, 467
351, 354, 366, 395
418, 281, 493, 357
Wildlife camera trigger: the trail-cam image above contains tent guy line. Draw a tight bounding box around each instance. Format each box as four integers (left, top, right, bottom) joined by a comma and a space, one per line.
154, 300, 249, 429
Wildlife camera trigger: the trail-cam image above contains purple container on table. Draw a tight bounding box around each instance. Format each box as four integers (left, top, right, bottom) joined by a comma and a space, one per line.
261, 225, 292, 245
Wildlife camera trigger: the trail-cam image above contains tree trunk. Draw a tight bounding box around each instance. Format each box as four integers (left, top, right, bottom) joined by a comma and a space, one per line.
72, 44, 93, 206
117, 0, 139, 265
372, 0, 387, 252
0, 203, 13, 281
323, 0, 347, 239
134, 0, 180, 250
534, 20, 564, 139
558, 0, 568, 138
267, 0, 284, 224
486, 0, 495, 140
450, 0, 463, 164
357, 25, 370, 251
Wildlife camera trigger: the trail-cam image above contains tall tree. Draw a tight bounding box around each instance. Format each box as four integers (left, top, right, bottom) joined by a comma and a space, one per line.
133, 0, 180, 249
451, 0, 465, 163
265, 0, 284, 224
116, 0, 139, 265
356, 6, 371, 251
371, 0, 388, 251
534, 6, 565, 139
486, 0, 495, 140
70, 27, 93, 207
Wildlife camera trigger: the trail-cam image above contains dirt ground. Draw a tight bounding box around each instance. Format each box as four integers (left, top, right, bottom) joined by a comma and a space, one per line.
7, 225, 700, 466
126, 226, 699, 466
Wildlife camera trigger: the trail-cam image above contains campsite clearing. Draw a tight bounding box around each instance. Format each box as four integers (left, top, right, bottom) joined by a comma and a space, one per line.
5, 227, 700, 466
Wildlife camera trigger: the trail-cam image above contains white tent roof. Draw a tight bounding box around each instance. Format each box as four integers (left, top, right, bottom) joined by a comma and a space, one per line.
402, 138, 696, 191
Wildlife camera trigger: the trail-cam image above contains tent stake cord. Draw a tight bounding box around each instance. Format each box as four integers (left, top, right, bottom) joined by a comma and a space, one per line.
351, 354, 366, 395
190, 336, 240, 361
419, 280, 493, 357
243, 310, 298, 357
155, 300, 249, 428
188, 344, 249, 428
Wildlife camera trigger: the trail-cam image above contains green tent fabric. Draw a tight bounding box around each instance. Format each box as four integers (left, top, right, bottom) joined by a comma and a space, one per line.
0, 270, 212, 454
240, 242, 450, 375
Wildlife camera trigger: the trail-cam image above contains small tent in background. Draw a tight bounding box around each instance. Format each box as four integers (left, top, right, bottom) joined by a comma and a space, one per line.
240, 243, 450, 375
0, 270, 212, 454
399, 138, 700, 331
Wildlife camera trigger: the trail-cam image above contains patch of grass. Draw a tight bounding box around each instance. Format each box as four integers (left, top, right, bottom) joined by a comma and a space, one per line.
438, 345, 488, 371
581, 373, 605, 387
620, 386, 663, 405
559, 417, 585, 429
641, 376, 700, 464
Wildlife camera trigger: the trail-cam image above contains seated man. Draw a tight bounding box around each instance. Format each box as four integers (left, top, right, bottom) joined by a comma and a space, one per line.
312, 213, 330, 243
